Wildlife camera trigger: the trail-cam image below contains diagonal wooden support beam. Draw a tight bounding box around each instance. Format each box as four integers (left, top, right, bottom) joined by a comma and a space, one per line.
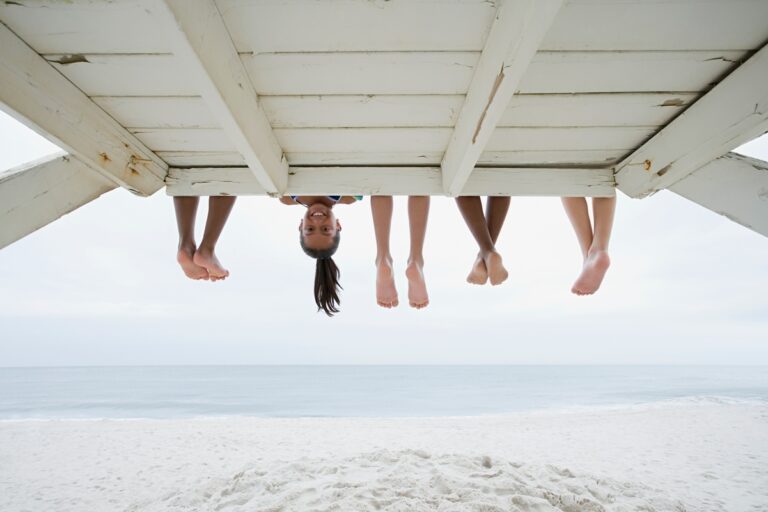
669, 152, 768, 238
0, 22, 167, 196
441, 0, 563, 196
0, 153, 116, 249
160, 0, 289, 195
616, 43, 768, 198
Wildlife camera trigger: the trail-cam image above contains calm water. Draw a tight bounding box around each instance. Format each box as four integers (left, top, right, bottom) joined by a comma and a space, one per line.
0, 365, 766, 420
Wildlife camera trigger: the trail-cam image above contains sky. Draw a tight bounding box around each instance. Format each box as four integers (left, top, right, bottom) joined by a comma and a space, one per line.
1, 110, 767, 366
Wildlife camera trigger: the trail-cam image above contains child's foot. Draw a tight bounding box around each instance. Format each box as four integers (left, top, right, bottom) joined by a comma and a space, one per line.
177, 244, 209, 281
466, 254, 488, 285
376, 258, 398, 308
572, 249, 610, 295
406, 259, 429, 309
483, 251, 508, 286
193, 246, 229, 281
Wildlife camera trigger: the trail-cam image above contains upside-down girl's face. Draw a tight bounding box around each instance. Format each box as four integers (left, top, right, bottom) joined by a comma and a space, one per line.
299, 203, 342, 251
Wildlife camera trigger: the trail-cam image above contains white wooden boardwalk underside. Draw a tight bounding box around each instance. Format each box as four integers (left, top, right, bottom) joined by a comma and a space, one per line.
1, 0, 768, 247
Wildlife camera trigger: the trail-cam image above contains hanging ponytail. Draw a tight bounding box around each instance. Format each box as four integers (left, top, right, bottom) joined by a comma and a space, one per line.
300, 232, 342, 316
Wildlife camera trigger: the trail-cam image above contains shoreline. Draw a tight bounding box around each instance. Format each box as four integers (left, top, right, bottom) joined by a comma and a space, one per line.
2, 402, 767, 511
2, 394, 765, 423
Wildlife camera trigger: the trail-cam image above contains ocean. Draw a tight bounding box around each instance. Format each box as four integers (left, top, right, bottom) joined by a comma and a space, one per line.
1, 365, 766, 420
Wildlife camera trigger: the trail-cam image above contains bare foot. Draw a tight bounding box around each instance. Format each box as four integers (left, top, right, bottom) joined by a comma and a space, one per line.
571, 249, 610, 295
376, 258, 399, 308
177, 245, 209, 281
193, 246, 229, 281
466, 254, 488, 285
406, 259, 429, 309
483, 251, 509, 286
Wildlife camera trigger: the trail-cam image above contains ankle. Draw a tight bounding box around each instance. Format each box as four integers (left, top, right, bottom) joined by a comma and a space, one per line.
375, 254, 393, 267
479, 248, 496, 259
197, 243, 215, 255
407, 255, 424, 267
178, 240, 196, 253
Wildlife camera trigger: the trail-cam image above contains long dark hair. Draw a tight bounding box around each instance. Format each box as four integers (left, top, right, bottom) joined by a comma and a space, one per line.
300, 232, 342, 316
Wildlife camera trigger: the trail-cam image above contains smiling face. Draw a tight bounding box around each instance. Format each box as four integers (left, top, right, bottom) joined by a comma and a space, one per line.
299, 203, 342, 252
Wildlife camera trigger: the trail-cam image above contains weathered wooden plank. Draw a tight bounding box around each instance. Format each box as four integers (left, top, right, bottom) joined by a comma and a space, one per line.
156, 151, 245, 167
130, 129, 237, 152
156, 149, 627, 167
0, 153, 116, 249
499, 93, 698, 128
5, 0, 768, 54
166, 166, 615, 197
93, 96, 218, 129
264, 95, 464, 128
478, 150, 625, 167
219, 0, 496, 52
246, 50, 746, 95
669, 153, 768, 237
160, 0, 288, 194
279, 127, 654, 153
45, 51, 744, 97
541, 0, 768, 52
487, 126, 656, 152
616, 43, 768, 197
0, 24, 167, 195
274, 128, 451, 153
519, 51, 749, 94
442, 0, 563, 196
45, 54, 197, 96
0, 0, 171, 54
135, 124, 648, 164
94, 93, 696, 130
245, 52, 479, 96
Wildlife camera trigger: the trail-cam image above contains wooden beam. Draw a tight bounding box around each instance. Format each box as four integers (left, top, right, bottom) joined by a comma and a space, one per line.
0, 153, 116, 249
165, 166, 615, 198
441, 0, 563, 196
669, 152, 768, 238
616, 43, 768, 198
160, 0, 288, 195
0, 22, 166, 196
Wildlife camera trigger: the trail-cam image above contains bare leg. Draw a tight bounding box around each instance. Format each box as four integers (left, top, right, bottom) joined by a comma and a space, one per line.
371, 196, 398, 308
405, 196, 430, 309
561, 196, 615, 295
486, 196, 511, 245
561, 197, 593, 259
455, 196, 508, 286
467, 196, 512, 285
174, 196, 209, 280
193, 196, 236, 281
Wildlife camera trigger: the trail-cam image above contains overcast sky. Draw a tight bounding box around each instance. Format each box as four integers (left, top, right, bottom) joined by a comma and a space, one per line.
1, 110, 767, 366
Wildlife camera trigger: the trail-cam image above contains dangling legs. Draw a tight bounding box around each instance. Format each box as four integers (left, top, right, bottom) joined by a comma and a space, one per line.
405, 196, 430, 309
174, 196, 209, 280
193, 196, 236, 281
455, 196, 508, 285
561, 196, 615, 295
371, 195, 398, 308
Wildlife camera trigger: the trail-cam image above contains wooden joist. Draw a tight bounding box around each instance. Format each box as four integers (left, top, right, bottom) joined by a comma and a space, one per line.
615, 43, 768, 198
0, 154, 116, 249
160, 0, 288, 195
0, 22, 166, 196
165, 166, 615, 198
669, 152, 768, 237
441, 0, 563, 196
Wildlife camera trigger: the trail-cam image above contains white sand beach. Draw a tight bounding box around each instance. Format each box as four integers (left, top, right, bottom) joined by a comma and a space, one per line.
1, 401, 766, 512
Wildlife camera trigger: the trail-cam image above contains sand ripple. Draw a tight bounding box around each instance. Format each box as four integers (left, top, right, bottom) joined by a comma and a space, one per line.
153, 450, 684, 512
